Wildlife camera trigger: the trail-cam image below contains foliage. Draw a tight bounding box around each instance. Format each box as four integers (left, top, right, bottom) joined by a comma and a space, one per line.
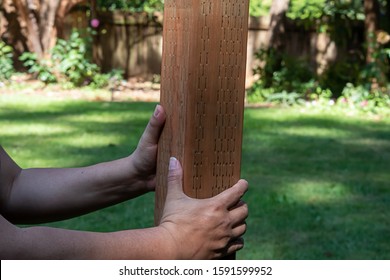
287, 0, 325, 21
98, 0, 273, 16
286, 0, 365, 54
248, 47, 322, 104
266, 91, 305, 106
248, 46, 390, 114
319, 51, 364, 97
287, 0, 365, 22
337, 83, 390, 114
246, 81, 273, 103
258, 48, 314, 93
97, 0, 164, 12
19, 52, 57, 83
0, 41, 15, 82
52, 31, 99, 87
18, 30, 122, 89
89, 69, 124, 90
360, 38, 390, 89
249, 0, 272, 17
253, 0, 366, 22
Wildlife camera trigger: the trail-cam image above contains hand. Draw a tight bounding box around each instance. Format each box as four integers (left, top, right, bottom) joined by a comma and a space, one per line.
130, 105, 166, 192
159, 157, 249, 259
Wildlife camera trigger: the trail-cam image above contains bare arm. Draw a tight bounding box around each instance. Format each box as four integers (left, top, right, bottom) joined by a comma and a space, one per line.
4, 157, 148, 223
0, 158, 247, 260
0, 105, 248, 259
0, 214, 175, 259
0, 105, 165, 224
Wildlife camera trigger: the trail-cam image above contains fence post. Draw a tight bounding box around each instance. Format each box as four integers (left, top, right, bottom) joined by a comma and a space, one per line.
155, 0, 250, 259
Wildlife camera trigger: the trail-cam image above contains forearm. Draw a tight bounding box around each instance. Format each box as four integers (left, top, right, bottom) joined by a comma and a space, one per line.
1, 217, 173, 259
4, 155, 147, 224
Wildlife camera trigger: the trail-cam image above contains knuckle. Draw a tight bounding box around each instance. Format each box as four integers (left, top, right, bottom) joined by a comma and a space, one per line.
167, 171, 181, 183
241, 202, 249, 216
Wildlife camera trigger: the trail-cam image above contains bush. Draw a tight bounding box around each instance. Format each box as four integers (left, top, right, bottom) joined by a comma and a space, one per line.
19, 52, 57, 83
359, 43, 390, 89
0, 41, 15, 82
248, 47, 324, 104
337, 83, 390, 112
97, 0, 164, 12
253, 48, 315, 94
19, 30, 108, 88
248, 42, 389, 114
89, 69, 124, 89
246, 80, 274, 103
319, 52, 364, 97
249, 0, 272, 17
52, 31, 99, 87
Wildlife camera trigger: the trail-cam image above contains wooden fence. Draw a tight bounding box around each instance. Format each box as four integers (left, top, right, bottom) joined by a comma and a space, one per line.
85, 11, 343, 83
1, 8, 362, 83
91, 11, 163, 78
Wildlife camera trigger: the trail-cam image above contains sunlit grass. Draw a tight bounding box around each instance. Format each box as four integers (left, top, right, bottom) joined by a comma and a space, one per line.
1, 95, 389, 259
242, 107, 390, 259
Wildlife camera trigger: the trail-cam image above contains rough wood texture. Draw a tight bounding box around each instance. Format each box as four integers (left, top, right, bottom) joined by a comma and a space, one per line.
155, 0, 249, 226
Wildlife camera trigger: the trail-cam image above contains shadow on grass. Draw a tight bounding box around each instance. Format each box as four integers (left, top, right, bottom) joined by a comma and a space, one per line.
0, 101, 157, 167
0, 101, 159, 231
242, 108, 390, 259
1, 100, 389, 259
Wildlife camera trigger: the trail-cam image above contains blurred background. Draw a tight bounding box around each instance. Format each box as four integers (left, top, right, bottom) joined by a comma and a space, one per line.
0, 1, 389, 259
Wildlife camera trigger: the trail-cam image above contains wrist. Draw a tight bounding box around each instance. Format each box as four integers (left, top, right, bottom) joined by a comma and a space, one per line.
127, 154, 156, 193
156, 224, 180, 259
93, 155, 151, 201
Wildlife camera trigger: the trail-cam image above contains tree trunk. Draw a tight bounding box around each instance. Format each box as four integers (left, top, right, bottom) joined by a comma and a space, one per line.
40, 0, 61, 55
364, 0, 379, 64
266, 0, 290, 50
1, 0, 86, 58
55, 0, 86, 39
11, 0, 43, 56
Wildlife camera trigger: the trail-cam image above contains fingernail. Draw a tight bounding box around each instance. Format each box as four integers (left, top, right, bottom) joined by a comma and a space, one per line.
154, 105, 161, 117
169, 157, 178, 170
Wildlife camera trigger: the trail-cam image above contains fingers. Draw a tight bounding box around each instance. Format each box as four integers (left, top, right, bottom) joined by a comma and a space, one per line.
229, 200, 248, 244
232, 221, 247, 238
226, 237, 245, 256
230, 200, 248, 227
215, 179, 248, 210
220, 225, 246, 257
216, 237, 245, 259
138, 105, 166, 148
226, 197, 248, 255
166, 157, 184, 199
215, 185, 248, 259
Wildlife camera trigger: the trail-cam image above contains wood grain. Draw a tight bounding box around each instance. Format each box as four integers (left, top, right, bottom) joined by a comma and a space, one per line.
155, 0, 249, 229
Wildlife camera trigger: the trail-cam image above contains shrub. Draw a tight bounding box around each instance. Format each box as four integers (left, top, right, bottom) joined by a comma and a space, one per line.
337, 83, 390, 112
19, 30, 109, 88
253, 47, 315, 94
246, 80, 274, 103
0, 41, 15, 82
97, 0, 164, 12
359, 43, 390, 89
248, 47, 324, 104
249, 0, 272, 17
19, 52, 57, 83
19, 30, 117, 89
52, 31, 99, 87
89, 69, 124, 89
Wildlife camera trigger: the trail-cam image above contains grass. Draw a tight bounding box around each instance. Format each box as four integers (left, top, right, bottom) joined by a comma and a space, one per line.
1, 94, 389, 259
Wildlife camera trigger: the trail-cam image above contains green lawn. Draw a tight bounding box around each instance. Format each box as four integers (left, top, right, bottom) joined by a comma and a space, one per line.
1, 94, 389, 259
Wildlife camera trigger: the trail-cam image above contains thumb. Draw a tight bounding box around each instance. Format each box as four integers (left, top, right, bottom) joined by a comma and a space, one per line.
137, 105, 166, 149
166, 157, 184, 199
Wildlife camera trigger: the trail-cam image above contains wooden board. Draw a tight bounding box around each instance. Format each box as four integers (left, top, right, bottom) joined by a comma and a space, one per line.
155, 0, 249, 228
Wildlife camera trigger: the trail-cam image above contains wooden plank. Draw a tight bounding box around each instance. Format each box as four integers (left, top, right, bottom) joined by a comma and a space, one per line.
155, 0, 249, 257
